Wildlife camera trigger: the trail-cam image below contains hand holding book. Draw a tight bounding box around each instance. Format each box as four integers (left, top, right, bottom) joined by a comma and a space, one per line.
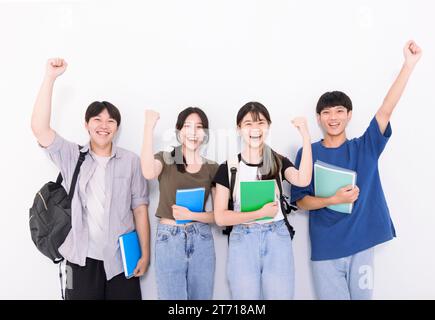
240, 180, 277, 221
258, 201, 279, 219
119, 231, 142, 279
172, 205, 193, 222
133, 256, 149, 277
330, 185, 360, 206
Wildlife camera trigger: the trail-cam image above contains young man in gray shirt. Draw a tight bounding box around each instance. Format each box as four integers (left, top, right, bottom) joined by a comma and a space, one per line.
31, 58, 150, 300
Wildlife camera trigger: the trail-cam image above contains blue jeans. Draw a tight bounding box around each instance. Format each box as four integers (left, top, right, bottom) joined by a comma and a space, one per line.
311, 247, 375, 300
155, 222, 216, 300
227, 220, 295, 300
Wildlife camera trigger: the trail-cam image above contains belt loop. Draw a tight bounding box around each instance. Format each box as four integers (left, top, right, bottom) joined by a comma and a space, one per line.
171, 226, 178, 236
193, 223, 198, 234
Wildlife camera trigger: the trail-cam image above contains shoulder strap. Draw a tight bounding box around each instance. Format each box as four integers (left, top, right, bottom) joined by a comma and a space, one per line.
276, 170, 284, 198
55, 173, 63, 185
223, 156, 240, 239
55, 145, 86, 186
55, 145, 88, 202
277, 168, 296, 239
276, 166, 298, 209
68, 149, 87, 202
227, 156, 240, 205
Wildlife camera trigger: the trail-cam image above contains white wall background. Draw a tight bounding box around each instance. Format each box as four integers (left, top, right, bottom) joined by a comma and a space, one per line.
1, 0, 434, 299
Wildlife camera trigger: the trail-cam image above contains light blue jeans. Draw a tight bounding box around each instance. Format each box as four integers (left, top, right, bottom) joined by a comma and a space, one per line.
155, 222, 216, 300
311, 247, 375, 300
227, 220, 295, 300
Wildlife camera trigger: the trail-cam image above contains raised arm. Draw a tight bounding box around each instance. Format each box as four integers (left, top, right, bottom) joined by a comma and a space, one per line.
31, 58, 68, 147
376, 40, 422, 134
140, 110, 163, 179
284, 117, 312, 187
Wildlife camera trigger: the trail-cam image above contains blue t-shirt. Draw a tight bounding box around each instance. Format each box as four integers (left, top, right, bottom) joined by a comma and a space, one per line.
291, 117, 396, 261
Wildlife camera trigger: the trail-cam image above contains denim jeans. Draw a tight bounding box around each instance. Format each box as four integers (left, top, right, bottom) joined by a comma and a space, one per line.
155, 222, 216, 300
227, 220, 295, 300
311, 247, 375, 300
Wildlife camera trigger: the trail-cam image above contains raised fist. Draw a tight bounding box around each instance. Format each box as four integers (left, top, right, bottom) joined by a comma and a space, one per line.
46, 58, 67, 79
291, 116, 310, 139
403, 40, 422, 68
144, 109, 160, 130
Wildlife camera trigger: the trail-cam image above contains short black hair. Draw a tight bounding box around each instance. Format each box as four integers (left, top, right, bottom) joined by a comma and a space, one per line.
316, 91, 353, 114
85, 101, 121, 127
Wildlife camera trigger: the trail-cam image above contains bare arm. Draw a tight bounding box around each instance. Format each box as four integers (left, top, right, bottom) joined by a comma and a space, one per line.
285, 117, 312, 187
296, 195, 336, 211
141, 110, 163, 179
213, 184, 278, 226
133, 204, 150, 277
31, 58, 68, 147
376, 41, 422, 134
296, 185, 360, 211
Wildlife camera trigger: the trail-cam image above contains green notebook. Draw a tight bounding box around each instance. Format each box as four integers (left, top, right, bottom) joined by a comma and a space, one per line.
314, 160, 357, 214
240, 180, 276, 221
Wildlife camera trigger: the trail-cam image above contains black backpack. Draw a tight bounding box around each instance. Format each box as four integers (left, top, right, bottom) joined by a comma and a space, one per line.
222, 159, 297, 241
29, 146, 87, 264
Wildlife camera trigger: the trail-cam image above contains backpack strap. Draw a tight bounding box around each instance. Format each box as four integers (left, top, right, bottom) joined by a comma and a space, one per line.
54, 145, 88, 202
67, 149, 87, 202
55, 172, 63, 185
222, 156, 239, 239
227, 156, 240, 206
276, 169, 297, 240
59, 261, 65, 300
56, 146, 87, 299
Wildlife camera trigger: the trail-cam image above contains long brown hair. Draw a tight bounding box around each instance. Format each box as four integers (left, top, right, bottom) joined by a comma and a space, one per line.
171, 107, 210, 173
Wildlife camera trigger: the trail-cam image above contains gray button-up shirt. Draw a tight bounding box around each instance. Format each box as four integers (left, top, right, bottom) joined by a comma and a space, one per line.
41, 133, 149, 280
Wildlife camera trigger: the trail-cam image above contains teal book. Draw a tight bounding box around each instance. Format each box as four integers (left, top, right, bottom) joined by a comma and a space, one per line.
314, 160, 357, 214
240, 180, 275, 221
175, 187, 205, 224
119, 231, 141, 279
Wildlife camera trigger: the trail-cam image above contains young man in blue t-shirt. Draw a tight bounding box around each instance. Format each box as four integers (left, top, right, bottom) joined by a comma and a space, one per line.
291, 41, 422, 299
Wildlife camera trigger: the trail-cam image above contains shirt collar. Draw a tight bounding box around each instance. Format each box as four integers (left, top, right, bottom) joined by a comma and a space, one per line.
81, 142, 121, 159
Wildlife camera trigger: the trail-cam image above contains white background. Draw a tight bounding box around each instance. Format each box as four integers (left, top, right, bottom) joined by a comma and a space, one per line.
1, 0, 434, 299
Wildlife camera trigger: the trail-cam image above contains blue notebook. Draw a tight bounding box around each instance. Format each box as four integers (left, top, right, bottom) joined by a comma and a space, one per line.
175, 187, 206, 224
119, 231, 141, 279
314, 160, 357, 214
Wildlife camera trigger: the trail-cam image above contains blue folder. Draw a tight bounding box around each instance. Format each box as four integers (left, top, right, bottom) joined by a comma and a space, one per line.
175, 187, 206, 224
119, 231, 141, 279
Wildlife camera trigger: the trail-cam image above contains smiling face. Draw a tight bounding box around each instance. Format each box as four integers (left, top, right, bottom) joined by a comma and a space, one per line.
178, 112, 206, 152
85, 108, 118, 149
238, 111, 270, 150
317, 105, 352, 137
